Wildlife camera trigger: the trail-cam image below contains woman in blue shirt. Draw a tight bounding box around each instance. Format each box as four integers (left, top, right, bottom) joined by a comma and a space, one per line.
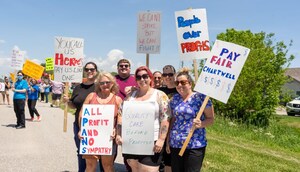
12, 71, 29, 129
27, 78, 41, 121
166, 68, 214, 172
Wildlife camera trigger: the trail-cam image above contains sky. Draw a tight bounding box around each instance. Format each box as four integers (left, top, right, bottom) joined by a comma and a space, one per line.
0, 0, 299, 78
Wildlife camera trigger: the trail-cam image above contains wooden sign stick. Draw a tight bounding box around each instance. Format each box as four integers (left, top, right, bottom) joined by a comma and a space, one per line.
179, 95, 210, 156
63, 82, 69, 132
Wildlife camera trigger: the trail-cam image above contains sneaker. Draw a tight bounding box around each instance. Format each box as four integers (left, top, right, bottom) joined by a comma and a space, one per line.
30, 117, 35, 121
50, 104, 54, 107
37, 116, 41, 122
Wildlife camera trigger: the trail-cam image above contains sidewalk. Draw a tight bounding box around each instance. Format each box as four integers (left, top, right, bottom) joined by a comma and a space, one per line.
0, 91, 126, 172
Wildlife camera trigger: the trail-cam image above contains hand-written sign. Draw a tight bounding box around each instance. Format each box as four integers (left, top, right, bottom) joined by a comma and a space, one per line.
175, 8, 210, 60
45, 57, 54, 71
11, 49, 25, 70
0, 83, 4, 91
137, 11, 161, 54
54, 36, 84, 82
22, 59, 45, 80
195, 40, 250, 103
79, 104, 115, 155
122, 101, 155, 155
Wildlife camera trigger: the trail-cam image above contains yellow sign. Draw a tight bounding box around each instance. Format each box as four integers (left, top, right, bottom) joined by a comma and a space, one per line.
45, 57, 54, 71
10, 73, 16, 82
22, 59, 44, 80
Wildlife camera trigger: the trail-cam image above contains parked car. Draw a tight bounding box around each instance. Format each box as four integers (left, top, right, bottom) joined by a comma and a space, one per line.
286, 97, 300, 116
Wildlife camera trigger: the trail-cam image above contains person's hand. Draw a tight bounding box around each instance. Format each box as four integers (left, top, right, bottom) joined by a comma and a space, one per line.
166, 139, 171, 154
110, 128, 116, 141
154, 139, 164, 153
78, 131, 83, 140
115, 135, 123, 145
193, 119, 202, 129
63, 94, 69, 103
12, 88, 15, 92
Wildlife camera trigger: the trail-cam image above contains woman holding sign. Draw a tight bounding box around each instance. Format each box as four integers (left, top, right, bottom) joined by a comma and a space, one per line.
78, 72, 122, 172
116, 66, 170, 172
63, 62, 99, 172
166, 68, 214, 172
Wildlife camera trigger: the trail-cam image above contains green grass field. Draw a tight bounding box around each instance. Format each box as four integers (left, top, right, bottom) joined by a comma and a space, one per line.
202, 115, 300, 172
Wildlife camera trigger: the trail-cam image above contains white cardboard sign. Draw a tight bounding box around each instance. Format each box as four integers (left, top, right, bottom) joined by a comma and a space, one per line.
137, 11, 161, 54
175, 8, 210, 60
79, 104, 115, 155
122, 101, 155, 155
54, 36, 84, 82
195, 40, 250, 103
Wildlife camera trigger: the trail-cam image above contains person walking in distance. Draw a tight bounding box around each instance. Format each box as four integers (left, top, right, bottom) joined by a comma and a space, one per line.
50, 80, 64, 107
27, 78, 42, 121
1, 76, 11, 105
12, 71, 29, 129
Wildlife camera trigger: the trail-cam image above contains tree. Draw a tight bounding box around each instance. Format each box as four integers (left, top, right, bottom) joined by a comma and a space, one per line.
210, 29, 294, 127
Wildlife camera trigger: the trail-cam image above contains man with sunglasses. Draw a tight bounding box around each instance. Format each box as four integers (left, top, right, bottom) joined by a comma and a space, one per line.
157, 65, 178, 172
115, 59, 137, 100
153, 71, 163, 88
115, 58, 137, 172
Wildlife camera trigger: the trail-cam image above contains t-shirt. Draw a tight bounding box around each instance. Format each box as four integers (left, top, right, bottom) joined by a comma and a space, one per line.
115, 75, 137, 100
70, 83, 95, 127
158, 86, 178, 99
27, 84, 40, 100
51, 81, 64, 94
13, 80, 29, 100
169, 92, 212, 149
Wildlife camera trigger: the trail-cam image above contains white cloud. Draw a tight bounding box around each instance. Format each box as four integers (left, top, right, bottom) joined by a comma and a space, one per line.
84, 49, 125, 72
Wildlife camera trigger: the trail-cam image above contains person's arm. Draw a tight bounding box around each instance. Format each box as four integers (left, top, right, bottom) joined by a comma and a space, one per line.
154, 91, 170, 153
166, 115, 175, 154
193, 104, 215, 129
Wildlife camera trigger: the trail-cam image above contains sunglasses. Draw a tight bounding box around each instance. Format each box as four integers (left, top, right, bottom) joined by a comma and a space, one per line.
99, 81, 111, 86
175, 80, 190, 86
84, 68, 96, 72
162, 73, 174, 77
154, 77, 161, 80
136, 74, 149, 81
119, 64, 129, 68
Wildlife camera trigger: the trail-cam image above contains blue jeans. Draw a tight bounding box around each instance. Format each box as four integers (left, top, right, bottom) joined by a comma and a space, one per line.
74, 122, 104, 172
44, 92, 49, 103
73, 122, 86, 172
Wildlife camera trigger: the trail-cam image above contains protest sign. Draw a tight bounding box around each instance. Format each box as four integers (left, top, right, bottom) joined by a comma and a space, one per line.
79, 104, 115, 155
137, 11, 161, 54
195, 40, 250, 103
45, 57, 54, 71
122, 101, 155, 155
10, 73, 15, 82
54, 36, 84, 82
22, 59, 45, 80
11, 49, 25, 70
0, 83, 4, 91
175, 8, 210, 60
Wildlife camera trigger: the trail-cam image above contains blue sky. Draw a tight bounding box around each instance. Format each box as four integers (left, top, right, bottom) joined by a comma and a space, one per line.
0, 0, 299, 78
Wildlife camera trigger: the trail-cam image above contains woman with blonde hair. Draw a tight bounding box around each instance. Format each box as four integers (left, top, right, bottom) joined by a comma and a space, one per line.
78, 71, 122, 172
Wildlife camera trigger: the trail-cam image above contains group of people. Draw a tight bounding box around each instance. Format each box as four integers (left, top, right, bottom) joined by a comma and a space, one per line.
63, 59, 215, 172
10, 72, 45, 129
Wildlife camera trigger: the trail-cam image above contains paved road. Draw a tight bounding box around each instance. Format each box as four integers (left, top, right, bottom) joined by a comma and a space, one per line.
0, 91, 126, 172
